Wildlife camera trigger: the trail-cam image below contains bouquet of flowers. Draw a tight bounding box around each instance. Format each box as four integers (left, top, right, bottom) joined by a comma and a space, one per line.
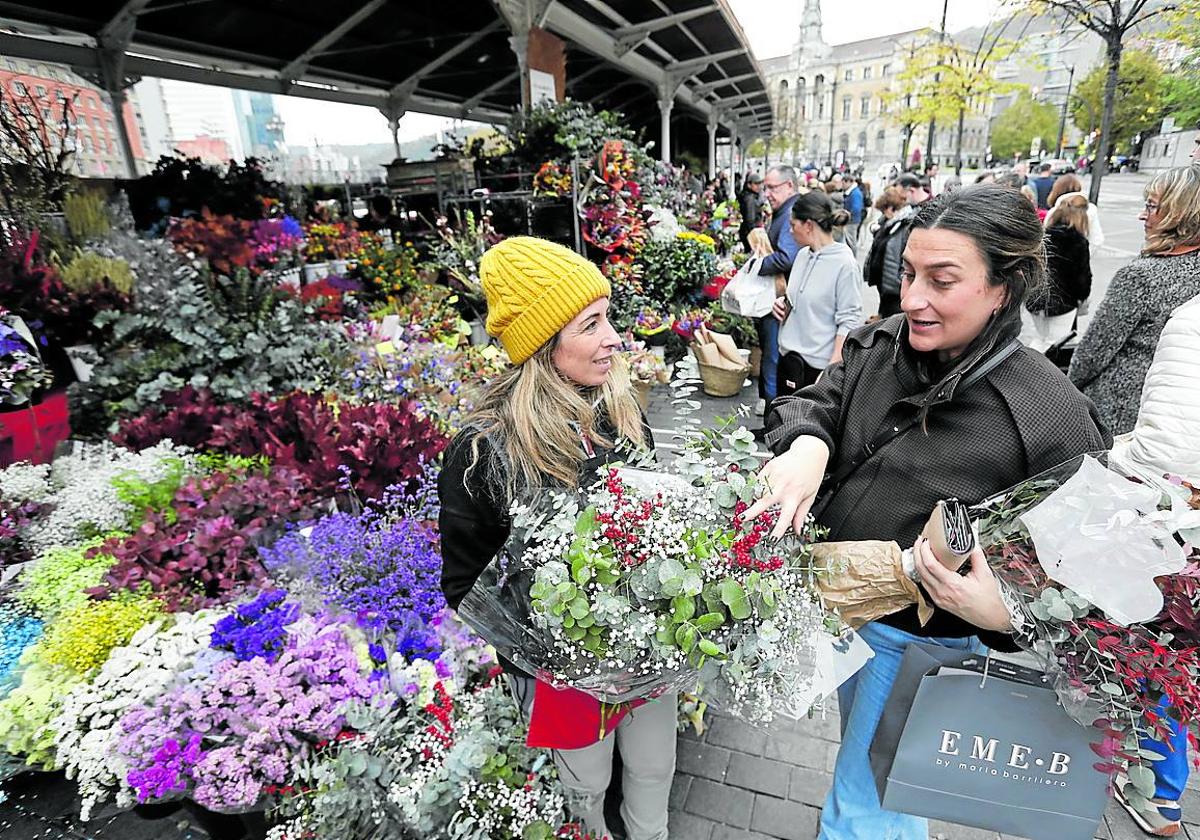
632, 308, 671, 344
533, 161, 572, 197
0, 310, 52, 405
627, 347, 669, 387
457, 361, 836, 722
813, 453, 1200, 803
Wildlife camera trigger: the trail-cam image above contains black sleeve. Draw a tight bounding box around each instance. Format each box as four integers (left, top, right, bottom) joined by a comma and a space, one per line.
437, 432, 510, 610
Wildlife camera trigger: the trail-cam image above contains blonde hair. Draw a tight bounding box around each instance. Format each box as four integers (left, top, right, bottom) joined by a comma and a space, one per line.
465, 337, 646, 502
1019, 185, 1037, 206
1046, 193, 1090, 238
1143, 166, 1200, 256
747, 227, 771, 253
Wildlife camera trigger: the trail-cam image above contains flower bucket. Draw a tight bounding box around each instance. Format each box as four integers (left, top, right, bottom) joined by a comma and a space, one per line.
330, 258, 349, 275
468, 320, 490, 347
279, 267, 302, 288
64, 344, 97, 383
303, 262, 329, 283
634, 327, 669, 347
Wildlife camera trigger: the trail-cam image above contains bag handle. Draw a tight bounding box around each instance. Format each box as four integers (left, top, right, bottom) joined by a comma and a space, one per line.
818, 338, 1023, 504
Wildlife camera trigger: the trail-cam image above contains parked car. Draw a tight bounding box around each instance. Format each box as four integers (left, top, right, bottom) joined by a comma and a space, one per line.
1042, 158, 1076, 175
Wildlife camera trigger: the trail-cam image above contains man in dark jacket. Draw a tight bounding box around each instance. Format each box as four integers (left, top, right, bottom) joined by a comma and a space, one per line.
737, 172, 763, 249
751, 164, 802, 429
1031, 162, 1056, 209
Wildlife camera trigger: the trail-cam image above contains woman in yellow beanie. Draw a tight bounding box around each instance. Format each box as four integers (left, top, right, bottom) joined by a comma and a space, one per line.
438, 236, 675, 840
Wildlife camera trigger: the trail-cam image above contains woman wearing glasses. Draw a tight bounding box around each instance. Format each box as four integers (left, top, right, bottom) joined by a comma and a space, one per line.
1069, 165, 1200, 434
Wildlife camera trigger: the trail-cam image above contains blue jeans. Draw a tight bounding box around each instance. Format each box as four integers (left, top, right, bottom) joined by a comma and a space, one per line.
1143, 696, 1189, 802
755, 315, 779, 402
819, 621, 984, 840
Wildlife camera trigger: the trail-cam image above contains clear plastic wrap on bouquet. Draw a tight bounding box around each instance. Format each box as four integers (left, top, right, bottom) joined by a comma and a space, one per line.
971, 452, 1200, 743
455, 459, 837, 719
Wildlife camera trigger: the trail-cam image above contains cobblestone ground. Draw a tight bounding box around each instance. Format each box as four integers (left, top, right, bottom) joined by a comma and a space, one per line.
644, 377, 1200, 840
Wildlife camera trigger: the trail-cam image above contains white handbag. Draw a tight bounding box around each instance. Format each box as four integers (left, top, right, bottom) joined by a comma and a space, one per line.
720, 256, 776, 318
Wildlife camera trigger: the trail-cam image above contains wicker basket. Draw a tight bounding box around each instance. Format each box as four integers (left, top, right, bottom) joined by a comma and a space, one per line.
696, 361, 749, 397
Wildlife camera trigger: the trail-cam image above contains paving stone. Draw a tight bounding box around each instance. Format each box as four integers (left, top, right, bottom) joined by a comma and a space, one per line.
710, 826, 779, 840
676, 739, 732, 782
685, 778, 755, 829
667, 810, 716, 840
749, 794, 820, 840
725, 753, 791, 798
929, 820, 1001, 839
706, 715, 769, 756
763, 730, 832, 769
787, 766, 833, 808
669, 774, 692, 812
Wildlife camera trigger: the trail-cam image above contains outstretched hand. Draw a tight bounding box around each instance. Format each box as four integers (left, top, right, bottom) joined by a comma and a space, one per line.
742, 436, 830, 540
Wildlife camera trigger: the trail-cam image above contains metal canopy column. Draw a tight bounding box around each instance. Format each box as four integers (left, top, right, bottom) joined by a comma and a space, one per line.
97, 1, 151, 178
706, 112, 719, 178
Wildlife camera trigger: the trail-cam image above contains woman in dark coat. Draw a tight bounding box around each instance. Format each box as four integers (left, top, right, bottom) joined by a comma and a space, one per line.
1020, 193, 1092, 352
863, 186, 913, 317
744, 184, 1110, 840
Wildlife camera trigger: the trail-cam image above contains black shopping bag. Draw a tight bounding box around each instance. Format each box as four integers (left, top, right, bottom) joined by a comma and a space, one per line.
870, 643, 1109, 840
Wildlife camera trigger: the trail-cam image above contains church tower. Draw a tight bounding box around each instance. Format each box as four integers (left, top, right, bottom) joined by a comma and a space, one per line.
794, 0, 830, 63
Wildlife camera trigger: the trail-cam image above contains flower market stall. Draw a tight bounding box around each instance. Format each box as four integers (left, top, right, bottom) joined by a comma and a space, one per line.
0, 106, 763, 838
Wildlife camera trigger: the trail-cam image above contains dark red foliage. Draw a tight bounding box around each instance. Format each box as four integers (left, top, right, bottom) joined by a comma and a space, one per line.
91, 466, 314, 611
113, 386, 241, 451
166, 212, 258, 277
114, 388, 447, 502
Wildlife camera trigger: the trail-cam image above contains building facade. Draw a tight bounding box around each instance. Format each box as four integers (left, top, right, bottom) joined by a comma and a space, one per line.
0, 57, 148, 177
759, 2, 1117, 175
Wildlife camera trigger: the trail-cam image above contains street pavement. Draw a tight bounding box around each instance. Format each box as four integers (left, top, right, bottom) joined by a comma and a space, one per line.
646, 172, 1196, 840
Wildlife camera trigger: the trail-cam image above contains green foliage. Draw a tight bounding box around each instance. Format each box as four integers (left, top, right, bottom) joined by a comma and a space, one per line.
990, 89, 1062, 159
502, 99, 643, 170
111, 456, 188, 526
36, 595, 162, 676
635, 236, 719, 305
57, 250, 134, 296
0, 655, 81, 769
1159, 73, 1200, 129
70, 256, 352, 437
1073, 49, 1165, 151
15, 537, 121, 620
63, 191, 111, 243
195, 452, 270, 475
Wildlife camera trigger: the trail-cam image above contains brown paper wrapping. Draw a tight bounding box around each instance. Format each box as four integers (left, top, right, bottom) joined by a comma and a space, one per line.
692, 326, 748, 372
811, 540, 934, 628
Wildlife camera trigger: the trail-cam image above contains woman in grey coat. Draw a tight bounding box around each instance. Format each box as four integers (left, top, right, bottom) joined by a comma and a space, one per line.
1070, 165, 1200, 434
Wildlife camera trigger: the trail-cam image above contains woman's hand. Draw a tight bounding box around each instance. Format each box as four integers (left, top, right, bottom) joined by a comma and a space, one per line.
742, 436, 830, 540
913, 539, 1012, 632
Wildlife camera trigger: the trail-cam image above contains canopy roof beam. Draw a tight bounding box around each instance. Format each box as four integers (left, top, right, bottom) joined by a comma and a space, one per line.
612, 7, 713, 57
280, 0, 387, 81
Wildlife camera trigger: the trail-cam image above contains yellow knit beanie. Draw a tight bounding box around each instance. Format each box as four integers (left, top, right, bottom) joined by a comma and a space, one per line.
479, 237, 611, 364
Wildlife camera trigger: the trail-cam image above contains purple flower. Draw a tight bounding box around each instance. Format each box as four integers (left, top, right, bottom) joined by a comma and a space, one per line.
210, 590, 300, 662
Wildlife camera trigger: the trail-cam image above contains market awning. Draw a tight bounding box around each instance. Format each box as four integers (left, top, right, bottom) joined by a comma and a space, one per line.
0, 0, 772, 170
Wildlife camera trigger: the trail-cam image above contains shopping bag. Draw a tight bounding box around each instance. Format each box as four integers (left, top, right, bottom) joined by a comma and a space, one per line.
870, 643, 1108, 840
720, 256, 776, 318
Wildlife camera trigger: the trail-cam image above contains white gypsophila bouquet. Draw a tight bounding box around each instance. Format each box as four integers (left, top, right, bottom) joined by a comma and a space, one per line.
52, 610, 225, 820
0, 462, 51, 505
7, 440, 194, 556
457, 357, 835, 722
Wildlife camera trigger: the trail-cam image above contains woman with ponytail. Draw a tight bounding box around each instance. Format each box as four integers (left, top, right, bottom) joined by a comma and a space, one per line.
771, 191, 864, 397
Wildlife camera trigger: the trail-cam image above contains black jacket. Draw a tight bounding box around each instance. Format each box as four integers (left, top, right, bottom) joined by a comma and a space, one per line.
438, 414, 654, 612
863, 211, 911, 294
765, 315, 1110, 650
1026, 225, 1092, 317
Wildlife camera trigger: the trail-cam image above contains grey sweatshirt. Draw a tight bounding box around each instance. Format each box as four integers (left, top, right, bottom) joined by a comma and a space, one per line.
778, 241, 864, 368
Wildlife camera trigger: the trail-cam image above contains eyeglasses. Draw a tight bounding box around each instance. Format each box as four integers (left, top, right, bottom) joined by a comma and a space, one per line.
1144, 200, 1160, 212
763, 181, 787, 192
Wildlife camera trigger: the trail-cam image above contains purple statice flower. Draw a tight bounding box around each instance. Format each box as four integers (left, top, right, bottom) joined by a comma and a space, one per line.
259, 505, 445, 661
210, 590, 300, 662
127, 733, 205, 802
119, 614, 377, 811
325, 274, 362, 293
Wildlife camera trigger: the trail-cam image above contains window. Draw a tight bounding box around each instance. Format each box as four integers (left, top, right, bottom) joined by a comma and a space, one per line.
35, 85, 46, 97
882, 63, 892, 76
879, 97, 888, 114
12, 80, 26, 95
876, 129, 887, 152
838, 132, 849, 151
844, 69, 854, 81
857, 131, 867, 151
817, 98, 824, 119
860, 95, 870, 118
863, 66, 873, 80
811, 134, 822, 154
842, 96, 851, 121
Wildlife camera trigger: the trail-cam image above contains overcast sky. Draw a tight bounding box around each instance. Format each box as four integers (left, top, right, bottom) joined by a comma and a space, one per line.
277, 0, 1007, 147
